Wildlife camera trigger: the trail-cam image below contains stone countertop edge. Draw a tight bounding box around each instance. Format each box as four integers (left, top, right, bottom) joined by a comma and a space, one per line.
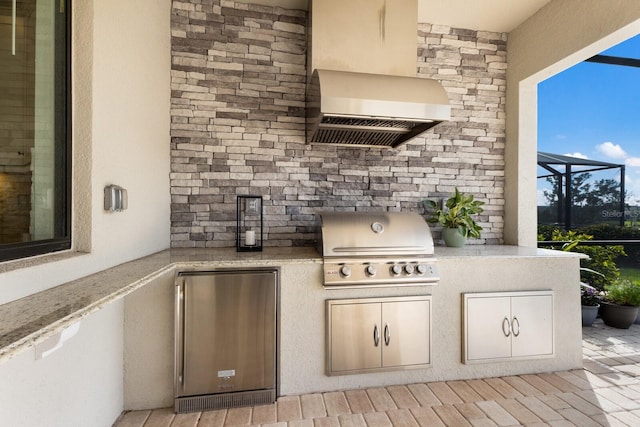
434, 245, 589, 259
0, 245, 580, 362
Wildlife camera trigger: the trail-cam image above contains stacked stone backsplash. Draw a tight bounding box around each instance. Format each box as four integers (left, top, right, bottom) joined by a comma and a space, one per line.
170, 0, 506, 248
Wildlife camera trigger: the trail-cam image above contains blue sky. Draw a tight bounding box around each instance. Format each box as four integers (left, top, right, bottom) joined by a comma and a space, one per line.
537, 34, 640, 205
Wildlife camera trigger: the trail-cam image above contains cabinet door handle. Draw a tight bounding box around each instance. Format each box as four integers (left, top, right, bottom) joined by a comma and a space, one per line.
511, 316, 520, 337
502, 317, 511, 337
384, 323, 390, 346
373, 324, 380, 347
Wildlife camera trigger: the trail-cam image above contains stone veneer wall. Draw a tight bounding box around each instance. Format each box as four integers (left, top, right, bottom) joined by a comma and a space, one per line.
170, 0, 506, 248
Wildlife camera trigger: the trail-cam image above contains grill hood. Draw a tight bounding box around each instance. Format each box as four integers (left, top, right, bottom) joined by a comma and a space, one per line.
306, 69, 450, 148
318, 211, 435, 258
306, 0, 451, 148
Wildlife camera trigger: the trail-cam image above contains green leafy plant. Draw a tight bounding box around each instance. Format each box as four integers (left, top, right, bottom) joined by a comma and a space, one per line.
538, 228, 625, 291
540, 223, 640, 266
576, 223, 640, 265
423, 188, 484, 238
604, 279, 640, 307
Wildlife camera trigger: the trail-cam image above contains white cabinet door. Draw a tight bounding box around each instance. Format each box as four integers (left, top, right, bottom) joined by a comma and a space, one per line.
329, 302, 381, 373
463, 291, 554, 363
465, 295, 512, 361
382, 299, 431, 368
511, 294, 554, 358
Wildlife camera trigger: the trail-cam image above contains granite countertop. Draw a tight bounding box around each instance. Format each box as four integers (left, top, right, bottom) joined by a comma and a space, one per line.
0, 245, 580, 361
0, 247, 321, 362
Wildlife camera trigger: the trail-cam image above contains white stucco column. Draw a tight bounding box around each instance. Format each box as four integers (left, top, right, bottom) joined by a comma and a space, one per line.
505, 0, 640, 247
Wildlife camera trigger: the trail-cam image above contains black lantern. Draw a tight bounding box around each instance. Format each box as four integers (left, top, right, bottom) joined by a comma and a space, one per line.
236, 195, 263, 252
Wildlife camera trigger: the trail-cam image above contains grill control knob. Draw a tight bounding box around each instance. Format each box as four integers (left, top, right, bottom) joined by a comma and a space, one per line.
404, 264, 415, 275
340, 265, 352, 278
365, 265, 377, 277
416, 264, 428, 275
391, 264, 402, 276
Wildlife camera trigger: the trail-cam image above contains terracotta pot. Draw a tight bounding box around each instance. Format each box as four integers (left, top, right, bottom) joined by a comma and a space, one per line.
442, 228, 466, 247
600, 301, 639, 329
581, 304, 599, 327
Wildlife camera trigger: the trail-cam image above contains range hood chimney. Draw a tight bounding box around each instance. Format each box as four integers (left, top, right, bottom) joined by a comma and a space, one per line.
306, 0, 451, 148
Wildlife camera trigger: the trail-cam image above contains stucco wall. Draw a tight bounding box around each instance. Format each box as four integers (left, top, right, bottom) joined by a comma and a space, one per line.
0, 0, 171, 304
124, 269, 176, 410
0, 0, 171, 426
0, 300, 125, 427
504, 0, 640, 246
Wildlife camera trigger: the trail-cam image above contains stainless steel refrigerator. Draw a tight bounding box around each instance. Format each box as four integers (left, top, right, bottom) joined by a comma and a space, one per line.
174, 268, 278, 413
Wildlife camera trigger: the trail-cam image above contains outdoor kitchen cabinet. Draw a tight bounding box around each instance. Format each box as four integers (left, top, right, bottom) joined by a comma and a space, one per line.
462, 290, 554, 364
326, 296, 431, 375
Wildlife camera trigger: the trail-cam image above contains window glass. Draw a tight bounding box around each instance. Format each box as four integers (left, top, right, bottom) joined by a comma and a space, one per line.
0, 0, 70, 261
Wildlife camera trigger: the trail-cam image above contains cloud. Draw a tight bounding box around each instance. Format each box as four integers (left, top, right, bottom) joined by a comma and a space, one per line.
627, 157, 640, 167
624, 174, 640, 205
596, 142, 627, 159
563, 152, 589, 159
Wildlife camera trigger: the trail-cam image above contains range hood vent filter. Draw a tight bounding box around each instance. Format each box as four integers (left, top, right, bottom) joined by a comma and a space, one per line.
314, 116, 437, 147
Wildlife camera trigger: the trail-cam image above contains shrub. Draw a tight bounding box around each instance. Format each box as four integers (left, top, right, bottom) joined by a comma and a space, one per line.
537, 224, 558, 241
605, 279, 640, 307
538, 228, 626, 291
578, 224, 640, 265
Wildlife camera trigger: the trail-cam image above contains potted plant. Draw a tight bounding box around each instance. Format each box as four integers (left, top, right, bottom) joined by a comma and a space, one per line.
423, 188, 484, 247
600, 279, 640, 329
580, 283, 601, 327
579, 267, 605, 327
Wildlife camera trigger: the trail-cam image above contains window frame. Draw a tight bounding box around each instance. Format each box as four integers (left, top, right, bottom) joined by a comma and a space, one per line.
0, 0, 72, 263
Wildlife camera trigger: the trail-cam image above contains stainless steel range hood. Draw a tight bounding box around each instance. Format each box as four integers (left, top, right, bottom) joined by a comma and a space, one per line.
306, 69, 450, 148
306, 0, 451, 148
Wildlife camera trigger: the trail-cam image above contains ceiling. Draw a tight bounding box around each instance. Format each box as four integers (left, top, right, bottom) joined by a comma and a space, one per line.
237, 0, 552, 33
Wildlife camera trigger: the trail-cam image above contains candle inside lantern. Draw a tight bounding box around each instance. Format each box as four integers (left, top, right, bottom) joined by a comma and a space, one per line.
245, 229, 256, 246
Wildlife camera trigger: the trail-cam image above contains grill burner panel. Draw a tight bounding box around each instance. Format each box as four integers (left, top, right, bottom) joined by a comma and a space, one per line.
323, 257, 438, 288
319, 212, 439, 288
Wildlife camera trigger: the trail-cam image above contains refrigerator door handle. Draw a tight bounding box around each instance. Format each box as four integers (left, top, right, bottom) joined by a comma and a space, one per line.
175, 281, 186, 389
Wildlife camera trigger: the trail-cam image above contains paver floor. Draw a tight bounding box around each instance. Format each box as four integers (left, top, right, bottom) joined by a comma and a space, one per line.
114, 319, 640, 426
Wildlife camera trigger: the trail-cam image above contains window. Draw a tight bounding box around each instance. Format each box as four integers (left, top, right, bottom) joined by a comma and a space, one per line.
0, 0, 70, 262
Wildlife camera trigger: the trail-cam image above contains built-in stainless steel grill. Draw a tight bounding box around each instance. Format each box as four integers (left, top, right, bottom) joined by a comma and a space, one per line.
318, 211, 439, 287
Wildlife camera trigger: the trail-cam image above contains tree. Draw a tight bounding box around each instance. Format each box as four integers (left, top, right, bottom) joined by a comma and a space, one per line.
543, 172, 593, 207
586, 178, 622, 206
542, 172, 625, 227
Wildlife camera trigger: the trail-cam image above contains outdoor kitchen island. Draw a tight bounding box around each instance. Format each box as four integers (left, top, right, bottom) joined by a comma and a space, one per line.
0, 245, 584, 412
122, 244, 584, 410
280, 245, 582, 395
